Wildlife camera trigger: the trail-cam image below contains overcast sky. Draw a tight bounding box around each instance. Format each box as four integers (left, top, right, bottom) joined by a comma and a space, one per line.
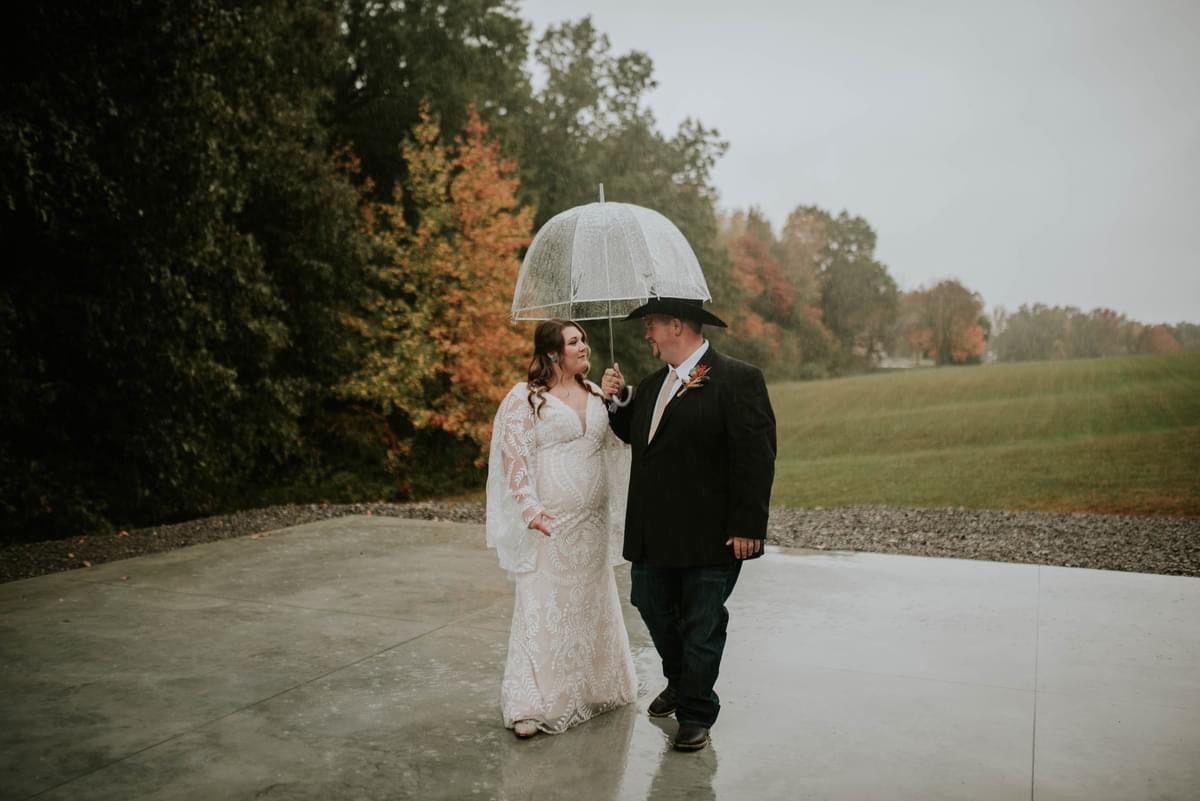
520, 0, 1200, 324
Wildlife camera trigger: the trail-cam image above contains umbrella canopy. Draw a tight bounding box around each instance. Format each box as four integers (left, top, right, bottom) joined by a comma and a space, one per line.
512, 199, 712, 325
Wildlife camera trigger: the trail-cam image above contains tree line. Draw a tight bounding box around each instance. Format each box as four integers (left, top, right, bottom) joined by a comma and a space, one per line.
713, 208, 991, 376
1, 2, 1192, 542
990, 306, 1196, 361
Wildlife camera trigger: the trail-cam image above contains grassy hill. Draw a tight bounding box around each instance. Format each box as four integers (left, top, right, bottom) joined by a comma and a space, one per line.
770, 352, 1200, 515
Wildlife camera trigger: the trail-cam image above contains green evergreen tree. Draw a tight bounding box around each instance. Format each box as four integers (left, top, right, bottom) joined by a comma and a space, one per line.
1, 2, 366, 541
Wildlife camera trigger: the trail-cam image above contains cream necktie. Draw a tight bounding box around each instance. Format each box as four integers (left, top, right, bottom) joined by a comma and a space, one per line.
648, 371, 680, 441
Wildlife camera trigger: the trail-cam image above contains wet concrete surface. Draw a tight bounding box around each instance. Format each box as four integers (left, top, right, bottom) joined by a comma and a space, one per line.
1, 515, 1197, 800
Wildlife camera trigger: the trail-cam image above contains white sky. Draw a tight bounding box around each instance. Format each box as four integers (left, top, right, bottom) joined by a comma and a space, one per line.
520, 0, 1200, 324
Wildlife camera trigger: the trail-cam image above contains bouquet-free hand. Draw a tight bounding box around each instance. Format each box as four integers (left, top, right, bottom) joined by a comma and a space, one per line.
726, 536, 763, 559
529, 511, 555, 537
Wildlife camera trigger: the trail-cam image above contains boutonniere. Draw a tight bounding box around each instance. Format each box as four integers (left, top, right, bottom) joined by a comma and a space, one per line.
676, 364, 711, 398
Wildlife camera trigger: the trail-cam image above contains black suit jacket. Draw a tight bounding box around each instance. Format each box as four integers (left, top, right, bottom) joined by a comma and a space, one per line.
609, 346, 777, 568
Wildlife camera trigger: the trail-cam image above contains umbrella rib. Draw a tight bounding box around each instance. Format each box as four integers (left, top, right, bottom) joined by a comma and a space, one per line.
600, 199, 615, 362
618, 209, 653, 299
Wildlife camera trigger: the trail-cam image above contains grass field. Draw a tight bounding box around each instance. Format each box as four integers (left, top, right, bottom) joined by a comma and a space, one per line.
770, 352, 1200, 515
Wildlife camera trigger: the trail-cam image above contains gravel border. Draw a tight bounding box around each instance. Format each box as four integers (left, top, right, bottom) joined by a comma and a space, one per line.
2, 501, 1197, 585
766, 506, 1199, 577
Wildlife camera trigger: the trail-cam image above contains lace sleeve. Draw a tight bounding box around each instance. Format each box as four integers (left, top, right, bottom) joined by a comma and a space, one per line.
485, 384, 542, 574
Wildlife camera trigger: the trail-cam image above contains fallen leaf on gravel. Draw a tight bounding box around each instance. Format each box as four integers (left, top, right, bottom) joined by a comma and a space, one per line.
116, 531, 129, 538
249, 532, 271, 540
120, 576, 129, 581
67, 552, 75, 558
82, 560, 92, 567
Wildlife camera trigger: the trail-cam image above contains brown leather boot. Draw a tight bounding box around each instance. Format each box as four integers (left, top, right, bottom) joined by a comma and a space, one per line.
673, 724, 710, 751
647, 686, 678, 717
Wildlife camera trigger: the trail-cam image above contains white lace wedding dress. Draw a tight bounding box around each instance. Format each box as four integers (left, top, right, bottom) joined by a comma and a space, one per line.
486, 382, 637, 734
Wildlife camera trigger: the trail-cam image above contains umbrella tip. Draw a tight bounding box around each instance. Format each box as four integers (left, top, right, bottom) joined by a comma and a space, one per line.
598, 183, 605, 203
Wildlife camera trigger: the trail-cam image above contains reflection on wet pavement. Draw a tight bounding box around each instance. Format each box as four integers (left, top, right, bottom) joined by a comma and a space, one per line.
492, 694, 720, 801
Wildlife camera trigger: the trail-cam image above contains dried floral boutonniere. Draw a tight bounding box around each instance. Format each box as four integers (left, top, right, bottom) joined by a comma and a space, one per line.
676, 364, 711, 398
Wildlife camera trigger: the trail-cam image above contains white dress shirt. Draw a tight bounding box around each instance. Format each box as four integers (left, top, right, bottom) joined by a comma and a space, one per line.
663, 339, 710, 393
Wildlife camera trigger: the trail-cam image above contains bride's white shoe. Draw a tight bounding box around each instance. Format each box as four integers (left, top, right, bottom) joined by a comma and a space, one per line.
513, 719, 539, 738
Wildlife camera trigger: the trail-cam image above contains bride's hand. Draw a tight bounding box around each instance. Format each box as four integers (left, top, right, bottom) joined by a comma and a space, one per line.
528, 511, 555, 537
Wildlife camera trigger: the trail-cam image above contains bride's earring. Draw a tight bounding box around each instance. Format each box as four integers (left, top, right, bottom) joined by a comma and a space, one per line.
548, 354, 558, 363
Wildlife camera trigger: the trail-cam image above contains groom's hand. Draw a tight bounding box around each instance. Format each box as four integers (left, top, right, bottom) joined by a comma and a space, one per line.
601, 362, 625, 400
726, 536, 763, 560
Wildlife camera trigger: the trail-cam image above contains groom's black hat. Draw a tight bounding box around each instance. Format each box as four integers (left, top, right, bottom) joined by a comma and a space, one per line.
624, 297, 728, 328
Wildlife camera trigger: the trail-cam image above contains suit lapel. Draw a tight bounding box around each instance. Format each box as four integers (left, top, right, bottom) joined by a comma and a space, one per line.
647, 347, 719, 449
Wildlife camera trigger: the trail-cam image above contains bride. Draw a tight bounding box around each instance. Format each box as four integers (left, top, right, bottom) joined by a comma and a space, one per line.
486, 319, 637, 738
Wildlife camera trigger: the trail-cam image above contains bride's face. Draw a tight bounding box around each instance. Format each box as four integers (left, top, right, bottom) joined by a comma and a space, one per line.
558, 326, 590, 378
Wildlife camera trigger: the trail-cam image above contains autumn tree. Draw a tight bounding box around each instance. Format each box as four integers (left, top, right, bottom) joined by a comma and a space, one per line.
896, 292, 935, 364
727, 211, 793, 322
714, 208, 840, 377
1137, 325, 1181, 354
339, 106, 531, 496
713, 210, 786, 368
903, 280, 987, 365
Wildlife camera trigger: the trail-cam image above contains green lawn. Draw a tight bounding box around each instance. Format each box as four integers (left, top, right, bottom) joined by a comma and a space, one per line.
769, 352, 1200, 515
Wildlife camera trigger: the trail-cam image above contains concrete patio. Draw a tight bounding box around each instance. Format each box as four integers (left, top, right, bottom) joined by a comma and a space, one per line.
1, 515, 1197, 800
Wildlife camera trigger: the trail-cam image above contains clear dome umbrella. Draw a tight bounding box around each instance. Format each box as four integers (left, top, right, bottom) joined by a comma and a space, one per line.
512, 185, 713, 362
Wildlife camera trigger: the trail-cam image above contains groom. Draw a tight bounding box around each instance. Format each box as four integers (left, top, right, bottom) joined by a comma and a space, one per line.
602, 297, 776, 752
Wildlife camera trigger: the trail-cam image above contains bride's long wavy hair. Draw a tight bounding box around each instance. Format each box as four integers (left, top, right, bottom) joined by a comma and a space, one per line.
527, 319, 602, 416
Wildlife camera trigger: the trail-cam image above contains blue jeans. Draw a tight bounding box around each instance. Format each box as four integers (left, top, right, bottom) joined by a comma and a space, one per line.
630, 561, 742, 728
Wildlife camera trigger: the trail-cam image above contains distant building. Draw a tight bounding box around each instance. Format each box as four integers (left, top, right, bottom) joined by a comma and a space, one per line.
878, 353, 936, 369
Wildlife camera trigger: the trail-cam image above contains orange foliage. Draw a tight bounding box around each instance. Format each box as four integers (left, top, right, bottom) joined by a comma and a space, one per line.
731, 311, 781, 356
733, 234, 793, 321
1138, 324, 1181, 354
339, 104, 532, 465
738, 311, 767, 339
905, 325, 933, 358
432, 109, 534, 445
902, 280, 986, 365
951, 324, 987, 363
